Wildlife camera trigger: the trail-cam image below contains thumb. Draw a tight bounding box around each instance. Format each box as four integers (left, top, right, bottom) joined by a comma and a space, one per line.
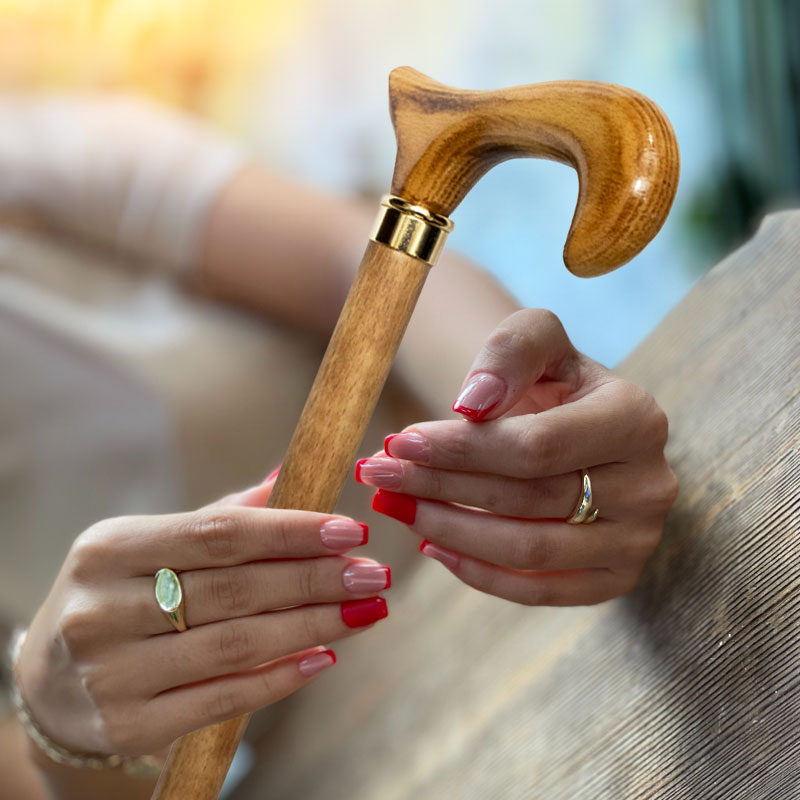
452, 309, 577, 422
206, 464, 281, 509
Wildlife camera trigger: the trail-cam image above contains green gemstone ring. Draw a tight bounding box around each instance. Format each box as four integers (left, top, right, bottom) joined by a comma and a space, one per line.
154, 568, 188, 632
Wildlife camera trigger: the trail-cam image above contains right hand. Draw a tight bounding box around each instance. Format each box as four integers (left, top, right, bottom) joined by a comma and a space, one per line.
14, 475, 390, 757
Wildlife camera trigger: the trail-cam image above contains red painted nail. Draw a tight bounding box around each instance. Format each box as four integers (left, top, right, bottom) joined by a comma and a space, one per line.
372, 489, 417, 525
341, 597, 388, 628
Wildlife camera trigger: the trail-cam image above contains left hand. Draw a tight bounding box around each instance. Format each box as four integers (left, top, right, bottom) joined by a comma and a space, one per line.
356, 309, 678, 606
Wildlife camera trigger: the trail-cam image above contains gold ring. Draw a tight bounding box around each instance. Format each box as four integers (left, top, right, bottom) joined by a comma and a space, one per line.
566, 469, 600, 525
154, 568, 187, 632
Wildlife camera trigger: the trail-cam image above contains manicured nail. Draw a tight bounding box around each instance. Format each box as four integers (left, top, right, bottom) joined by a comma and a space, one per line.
265, 464, 281, 483
371, 490, 417, 525
320, 519, 368, 550
341, 597, 388, 628
342, 563, 391, 593
355, 457, 403, 489
384, 432, 431, 463
452, 372, 506, 421
298, 649, 336, 677
420, 540, 461, 570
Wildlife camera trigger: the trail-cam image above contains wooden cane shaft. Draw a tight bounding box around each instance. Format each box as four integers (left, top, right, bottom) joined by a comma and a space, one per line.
152, 240, 430, 800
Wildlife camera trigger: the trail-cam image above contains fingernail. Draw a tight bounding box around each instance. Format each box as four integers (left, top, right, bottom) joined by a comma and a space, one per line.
320, 519, 369, 550
371, 490, 417, 525
342, 563, 391, 593
341, 597, 388, 628
384, 432, 431, 463
298, 649, 336, 677
355, 457, 403, 489
265, 464, 281, 483
452, 372, 506, 421
420, 540, 461, 570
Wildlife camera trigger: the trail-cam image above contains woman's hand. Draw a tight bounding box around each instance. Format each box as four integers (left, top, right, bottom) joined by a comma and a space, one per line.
15, 475, 390, 758
357, 308, 678, 606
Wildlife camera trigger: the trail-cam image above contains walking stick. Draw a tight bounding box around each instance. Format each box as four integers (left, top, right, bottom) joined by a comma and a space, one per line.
152, 66, 679, 799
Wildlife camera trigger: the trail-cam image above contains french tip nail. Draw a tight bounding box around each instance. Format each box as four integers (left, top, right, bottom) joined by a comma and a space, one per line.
354, 459, 366, 484
452, 402, 493, 421
419, 539, 430, 553
421, 541, 461, 571
383, 434, 396, 456
298, 649, 336, 677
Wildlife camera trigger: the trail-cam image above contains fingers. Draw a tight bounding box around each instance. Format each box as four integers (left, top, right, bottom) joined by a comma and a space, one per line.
451, 309, 582, 421
358, 457, 676, 523
136, 598, 388, 693
384, 379, 663, 479
128, 556, 391, 634
371, 490, 657, 571
80, 507, 370, 577
144, 647, 336, 749
359, 457, 633, 520
420, 542, 640, 606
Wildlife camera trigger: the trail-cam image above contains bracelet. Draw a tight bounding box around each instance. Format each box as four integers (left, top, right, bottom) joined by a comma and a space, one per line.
8, 628, 163, 779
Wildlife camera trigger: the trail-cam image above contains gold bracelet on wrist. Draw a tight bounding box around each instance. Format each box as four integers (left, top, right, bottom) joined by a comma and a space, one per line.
8, 628, 162, 779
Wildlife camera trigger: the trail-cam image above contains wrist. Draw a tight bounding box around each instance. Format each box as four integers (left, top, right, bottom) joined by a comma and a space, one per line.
8, 629, 163, 780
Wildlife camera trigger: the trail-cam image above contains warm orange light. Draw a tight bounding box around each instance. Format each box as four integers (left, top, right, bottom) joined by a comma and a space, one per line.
0, 0, 307, 126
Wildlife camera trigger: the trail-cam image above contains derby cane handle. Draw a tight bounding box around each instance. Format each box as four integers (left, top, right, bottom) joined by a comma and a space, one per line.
152, 68, 678, 799
152, 242, 429, 799
389, 67, 678, 275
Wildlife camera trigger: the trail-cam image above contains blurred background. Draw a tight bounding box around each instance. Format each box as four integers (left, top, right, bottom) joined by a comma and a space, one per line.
2, 0, 798, 364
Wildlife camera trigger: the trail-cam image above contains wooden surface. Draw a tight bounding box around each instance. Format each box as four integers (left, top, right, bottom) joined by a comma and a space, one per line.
389, 67, 679, 276
152, 241, 431, 799
235, 210, 800, 800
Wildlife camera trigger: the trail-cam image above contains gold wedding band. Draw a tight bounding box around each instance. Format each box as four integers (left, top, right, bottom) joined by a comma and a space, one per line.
154, 568, 188, 632
567, 469, 600, 525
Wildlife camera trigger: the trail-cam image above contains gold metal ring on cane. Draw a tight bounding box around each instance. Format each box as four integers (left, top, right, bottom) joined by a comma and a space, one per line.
567, 469, 600, 525
154, 568, 188, 632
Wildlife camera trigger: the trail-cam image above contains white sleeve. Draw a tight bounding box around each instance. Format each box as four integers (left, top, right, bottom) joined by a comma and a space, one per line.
0, 93, 247, 273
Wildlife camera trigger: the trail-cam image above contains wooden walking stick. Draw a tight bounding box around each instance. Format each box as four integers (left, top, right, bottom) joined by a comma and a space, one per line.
152, 67, 679, 799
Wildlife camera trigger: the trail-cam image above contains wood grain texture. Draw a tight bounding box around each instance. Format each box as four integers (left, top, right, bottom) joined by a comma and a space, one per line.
390, 67, 679, 276
235, 210, 800, 800
151, 242, 430, 800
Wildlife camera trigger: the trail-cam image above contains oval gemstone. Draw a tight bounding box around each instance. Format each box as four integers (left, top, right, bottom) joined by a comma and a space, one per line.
155, 568, 182, 612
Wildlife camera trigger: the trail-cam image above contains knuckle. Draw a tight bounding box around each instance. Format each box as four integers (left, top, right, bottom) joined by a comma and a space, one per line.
437, 428, 473, 469
205, 686, 243, 723
519, 422, 562, 476
217, 620, 256, 668
515, 531, 555, 570
300, 609, 324, 645
294, 562, 316, 601
69, 519, 125, 580
485, 323, 531, 361
641, 461, 679, 515
189, 512, 239, 561
211, 567, 253, 616
59, 602, 101, 658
